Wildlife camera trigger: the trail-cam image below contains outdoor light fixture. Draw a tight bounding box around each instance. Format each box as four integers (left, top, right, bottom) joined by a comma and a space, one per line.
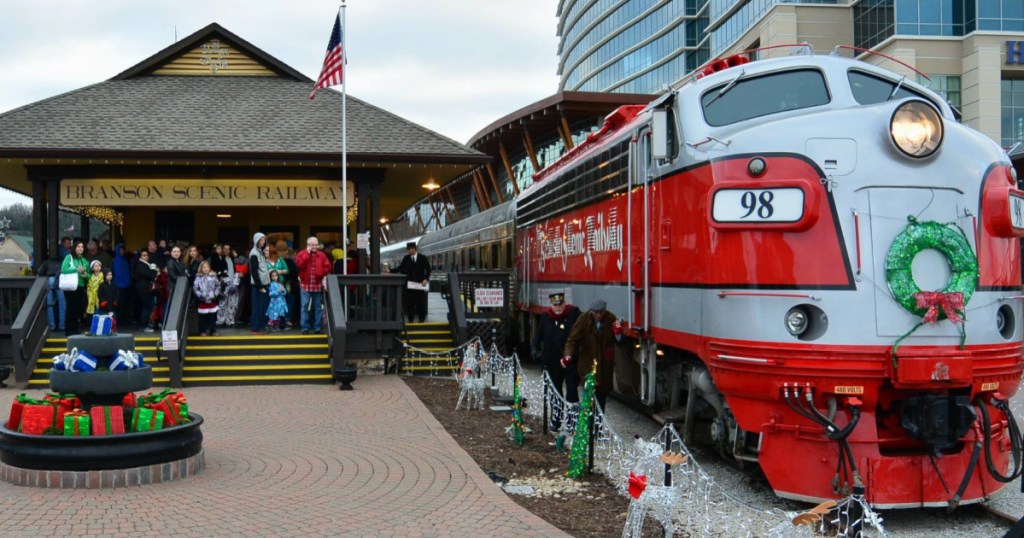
379, 217, 389, 224
216, 214, 232, 219
421, 179, 440, 190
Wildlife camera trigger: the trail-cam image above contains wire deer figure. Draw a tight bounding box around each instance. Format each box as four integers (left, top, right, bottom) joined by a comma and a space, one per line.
455, 341, 487, 410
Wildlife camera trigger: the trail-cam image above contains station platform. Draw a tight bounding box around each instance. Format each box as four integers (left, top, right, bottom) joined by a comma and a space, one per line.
0, 376, 568, 537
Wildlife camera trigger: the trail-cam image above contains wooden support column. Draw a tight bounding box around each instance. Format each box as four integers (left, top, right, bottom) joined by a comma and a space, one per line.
522, 128, 540, 177
80, 214, 90, 244
357, 180, 370, 274
369, 180, 382, 273
31, 177, 46, 267
497, 143, 517, 200
485, 163, 505, 204
46, 179, 60, 262
472, 170, 491, 210
560, 116, 576, 150
444, 187, 461, 221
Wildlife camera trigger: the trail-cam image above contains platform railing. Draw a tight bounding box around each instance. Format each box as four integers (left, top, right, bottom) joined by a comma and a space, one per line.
445, 271, 511, 354
9, 277, 48, 383
160, 276, 190, 387
325, 274, 405, 369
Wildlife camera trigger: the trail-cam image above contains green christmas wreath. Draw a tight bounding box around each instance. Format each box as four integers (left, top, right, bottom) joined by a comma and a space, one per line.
885, 217, 977, 322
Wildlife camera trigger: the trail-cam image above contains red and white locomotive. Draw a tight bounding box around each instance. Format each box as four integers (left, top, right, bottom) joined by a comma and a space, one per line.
511, 47, 1024, 508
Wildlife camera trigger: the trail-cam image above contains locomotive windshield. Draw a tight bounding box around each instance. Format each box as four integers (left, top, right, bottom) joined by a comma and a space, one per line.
848, 70, 933, 106
701, 69, 830, 127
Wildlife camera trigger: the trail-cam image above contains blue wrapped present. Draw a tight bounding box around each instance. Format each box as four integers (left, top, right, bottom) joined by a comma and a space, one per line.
89, 314, 115, 336
68, 348, 97, 373
110, 349, 143, 371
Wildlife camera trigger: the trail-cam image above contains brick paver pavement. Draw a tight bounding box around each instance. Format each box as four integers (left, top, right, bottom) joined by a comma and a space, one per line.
0, 377, 570, 537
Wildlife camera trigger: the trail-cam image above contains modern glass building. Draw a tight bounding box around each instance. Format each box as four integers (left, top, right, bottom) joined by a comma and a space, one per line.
558, 0, 1024, 149
556, 0, 711, 94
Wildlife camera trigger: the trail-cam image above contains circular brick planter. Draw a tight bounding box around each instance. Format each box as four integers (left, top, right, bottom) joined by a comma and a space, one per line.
0, 450, 204, 488
0, 413, 203, 476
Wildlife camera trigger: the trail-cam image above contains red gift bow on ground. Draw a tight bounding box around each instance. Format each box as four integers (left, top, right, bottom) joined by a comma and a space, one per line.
628, 472, 647, 499
913, 291, 965, 324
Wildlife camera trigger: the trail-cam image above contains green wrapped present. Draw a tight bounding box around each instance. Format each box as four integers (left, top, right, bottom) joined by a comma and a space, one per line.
140, 389, 177, 405
63, 410, 91, 436
130, 407, 164, 432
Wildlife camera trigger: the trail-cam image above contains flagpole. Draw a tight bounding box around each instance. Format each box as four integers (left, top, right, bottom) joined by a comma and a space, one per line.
341, 1, 348, 276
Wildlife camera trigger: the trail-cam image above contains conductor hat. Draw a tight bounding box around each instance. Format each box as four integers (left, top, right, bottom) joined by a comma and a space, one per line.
406, 242, 417, 250
548, 292, 565, 305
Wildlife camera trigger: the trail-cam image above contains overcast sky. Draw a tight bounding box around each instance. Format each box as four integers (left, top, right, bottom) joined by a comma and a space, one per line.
0, 0, 561, 206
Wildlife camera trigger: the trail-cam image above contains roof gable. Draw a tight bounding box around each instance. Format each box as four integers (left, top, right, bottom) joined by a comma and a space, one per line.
113, 23, 310, 82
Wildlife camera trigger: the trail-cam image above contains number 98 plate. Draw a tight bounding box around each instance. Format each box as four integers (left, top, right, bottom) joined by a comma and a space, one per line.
712, 188, 804, 223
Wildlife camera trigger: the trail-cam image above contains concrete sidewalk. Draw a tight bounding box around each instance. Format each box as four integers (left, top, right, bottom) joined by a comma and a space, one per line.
0, 377, 569, 537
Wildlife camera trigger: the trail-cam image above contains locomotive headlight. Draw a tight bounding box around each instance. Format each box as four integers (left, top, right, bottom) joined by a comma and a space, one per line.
890, 101, 943, 158
784, 308, 809, 336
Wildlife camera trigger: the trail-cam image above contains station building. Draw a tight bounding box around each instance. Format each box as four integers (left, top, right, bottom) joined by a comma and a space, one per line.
0, 23, 488, 269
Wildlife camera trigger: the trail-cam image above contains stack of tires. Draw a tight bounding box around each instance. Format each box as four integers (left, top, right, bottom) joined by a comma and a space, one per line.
49, 333, 153, 407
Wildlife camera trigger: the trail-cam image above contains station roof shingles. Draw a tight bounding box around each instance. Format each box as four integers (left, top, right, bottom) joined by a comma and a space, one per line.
0, 76, 478, 159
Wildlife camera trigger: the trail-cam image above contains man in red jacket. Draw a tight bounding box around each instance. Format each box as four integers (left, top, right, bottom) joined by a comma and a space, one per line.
294, 236, 333, 334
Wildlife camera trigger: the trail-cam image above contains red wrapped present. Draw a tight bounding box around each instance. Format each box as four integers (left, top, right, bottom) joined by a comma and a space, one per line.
145, 393, 188, 426
63, 409, 91, 436
90, 406, 126, 436
44, 392, 81, 413
7, 393, 41, 430
140, 389, 179, 406
131, 407, 164, 432
20, 402, 65, 435
122, 392, 137, 408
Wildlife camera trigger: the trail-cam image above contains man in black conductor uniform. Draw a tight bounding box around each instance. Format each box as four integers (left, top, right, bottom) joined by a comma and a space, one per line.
532, 292, 582, 432
397, 242, 431, 323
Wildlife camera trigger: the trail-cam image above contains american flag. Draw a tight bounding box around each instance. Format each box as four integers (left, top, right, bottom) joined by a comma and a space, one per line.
310, 13, 344, 100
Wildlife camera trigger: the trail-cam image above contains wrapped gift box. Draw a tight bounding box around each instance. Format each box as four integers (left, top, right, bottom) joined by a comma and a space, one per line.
89, 314, 115, 335
63, 410, 91, 436
44, 392, 81, 412
131, 407, 164, 432
7, 393, 43, 430
140, 389, 178, 406
145, 393, 188, 426
111, 350, 144, 371
51, 353, 70, 371
122, 392, 137, 408
90, 406, 126, 436
20, 403, 65, 435
69, 349, 98, 373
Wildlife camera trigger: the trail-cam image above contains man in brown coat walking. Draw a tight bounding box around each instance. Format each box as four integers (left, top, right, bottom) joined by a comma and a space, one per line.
562, 299, 622, 411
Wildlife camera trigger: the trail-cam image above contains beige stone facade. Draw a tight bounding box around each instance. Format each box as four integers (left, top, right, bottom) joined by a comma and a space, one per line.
703, 4, 1024, 147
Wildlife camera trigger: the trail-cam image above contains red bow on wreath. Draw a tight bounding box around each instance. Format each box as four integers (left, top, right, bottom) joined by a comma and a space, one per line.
628, 472, 647, 499
913, 291, 965, 324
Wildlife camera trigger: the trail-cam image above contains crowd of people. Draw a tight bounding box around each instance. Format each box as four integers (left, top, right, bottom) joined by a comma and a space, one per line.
39, 233, 354, 337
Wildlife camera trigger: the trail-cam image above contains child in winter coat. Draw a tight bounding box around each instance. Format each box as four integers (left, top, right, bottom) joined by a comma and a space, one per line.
97, 270, 118, 316
193, 260, 220, 336
266, 270, 288, 331
86, 260, 103, 315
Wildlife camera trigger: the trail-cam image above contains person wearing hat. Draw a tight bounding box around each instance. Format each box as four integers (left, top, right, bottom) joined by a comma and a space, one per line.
562, 298, 623, 411
532, 291, 582, 432
396, 242, 431, 323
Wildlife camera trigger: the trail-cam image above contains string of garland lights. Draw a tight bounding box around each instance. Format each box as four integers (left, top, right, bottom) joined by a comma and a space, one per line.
436, 341, 891, 537
61, 206, 125, 235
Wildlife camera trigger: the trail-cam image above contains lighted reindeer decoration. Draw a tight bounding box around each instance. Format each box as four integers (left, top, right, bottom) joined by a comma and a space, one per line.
622, 438, 689, 538
455, 341, 487, 411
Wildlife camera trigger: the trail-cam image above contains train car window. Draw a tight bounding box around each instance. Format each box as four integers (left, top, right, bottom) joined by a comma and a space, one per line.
490, 244, 499, 270
701, 69, 830, 127
848, 71, 933, 107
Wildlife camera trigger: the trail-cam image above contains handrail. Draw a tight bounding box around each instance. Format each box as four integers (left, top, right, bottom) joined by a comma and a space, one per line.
162, 276, 190, 387
447, 272, 468, 345
324, 275, 347, 370
10, 277, 49, 383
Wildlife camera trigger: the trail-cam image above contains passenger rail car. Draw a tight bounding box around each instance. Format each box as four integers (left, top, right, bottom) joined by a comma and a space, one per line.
417, 200, 517, 274
415, 48, 1024, 508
